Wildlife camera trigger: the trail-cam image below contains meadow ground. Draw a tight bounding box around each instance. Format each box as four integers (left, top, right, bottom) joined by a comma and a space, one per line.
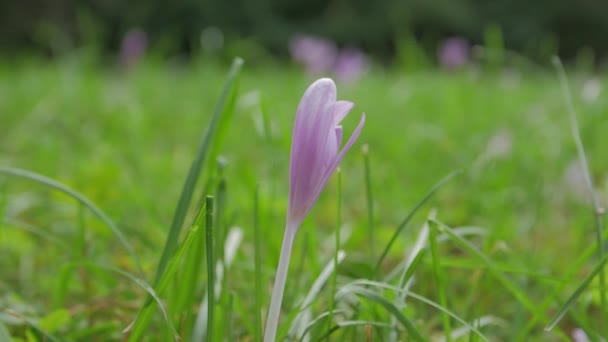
1, 56, 608, 341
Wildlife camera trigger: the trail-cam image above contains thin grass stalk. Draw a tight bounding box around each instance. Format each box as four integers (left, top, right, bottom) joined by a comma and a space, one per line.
206, 196, 215, 342
553, 56, 606, 334
254, 186, 263, 342
327, 169, 342, 339
362, 144, 375, 259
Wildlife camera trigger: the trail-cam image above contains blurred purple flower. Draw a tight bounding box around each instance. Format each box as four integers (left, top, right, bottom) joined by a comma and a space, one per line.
289, 35, 338, 74
438, 37, 470, 70
334, 47, 369, 83
120, 28, 148, 68
572, 328, 590, 342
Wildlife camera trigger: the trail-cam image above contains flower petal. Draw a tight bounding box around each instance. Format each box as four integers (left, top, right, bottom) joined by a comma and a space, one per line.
288, 79, 338, 222
332, 101, 354, 125
306, 113, 365, 218
325, 125, 343, 169
323, 113, 366, 182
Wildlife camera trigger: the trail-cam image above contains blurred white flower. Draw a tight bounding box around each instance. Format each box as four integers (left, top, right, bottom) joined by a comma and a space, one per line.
581, 78, 601, 103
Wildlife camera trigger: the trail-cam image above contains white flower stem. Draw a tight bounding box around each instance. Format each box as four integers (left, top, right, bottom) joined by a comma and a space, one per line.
263, 224, 297, 342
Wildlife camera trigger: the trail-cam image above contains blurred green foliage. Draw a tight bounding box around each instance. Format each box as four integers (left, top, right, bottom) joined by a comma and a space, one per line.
1, 0, 607, 62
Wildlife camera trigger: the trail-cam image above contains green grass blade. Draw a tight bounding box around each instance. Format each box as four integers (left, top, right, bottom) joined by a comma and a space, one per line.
317, 320, 395, 341
127, 223, 203, 341
346, 280, 490, 341
70, 262, 178, 339
428, 213, 451, 340
337, 286, 425, 341
173, 197, 207, 335
362, 144, 375, 260
0, 166, 143, 275
375, 170, 461, 276
429, 219, 545, 321
289, 251, 346, 340
553, 56, 606, 334
153, 57, 243, 287
205, 196, 215, 342
254, 186, 262, 342
327, 168, 342, 337
192, 227, 243, 341
545, 252, 608, 331
296, 310, 341, 342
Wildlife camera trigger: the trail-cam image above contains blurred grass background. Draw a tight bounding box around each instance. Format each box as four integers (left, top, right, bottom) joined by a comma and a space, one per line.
2, 0, 608, 340
2, 57, 608, 339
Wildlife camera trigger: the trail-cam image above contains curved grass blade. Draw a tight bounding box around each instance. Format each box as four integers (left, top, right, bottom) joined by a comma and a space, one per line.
0, 166, 143, 275
553, 56, 606, 334
545, 252, 608, 331
192, 227, 243, 341
428, 213, 451, 340
346, 280, 490, 341
126, 224, 202, 341
288, 251, 346, 340
3, 218, 69, 249
336, 286, 425, 341
64, 261, 178, 340
429, 218, 568, 337
317, 320, 395, 341
254, 186, 262, 342
296, 310, 345, 342
375, 170, 461, 276
205, 196, 215, 342
362, 144, 375, 259
153, 57, 243, 287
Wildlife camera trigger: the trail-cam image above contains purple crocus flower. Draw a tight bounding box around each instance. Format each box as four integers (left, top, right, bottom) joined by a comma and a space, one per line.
263, 78, 365, 342
334, 47, 369, 83
119, 28, 148, 68
438, 37, 470, 70
289, 35, 338, 74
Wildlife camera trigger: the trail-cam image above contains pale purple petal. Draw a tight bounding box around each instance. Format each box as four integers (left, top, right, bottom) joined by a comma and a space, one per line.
286, 78, 364, 227
333, 101, 354, 125
288, 79, 338, 223
324, 113, 366, 182
324, 125, 343, 172
334, 126, 343, 154
310, 113, 366, 211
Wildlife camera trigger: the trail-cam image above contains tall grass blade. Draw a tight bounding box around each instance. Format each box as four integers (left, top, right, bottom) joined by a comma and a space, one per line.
545, 253, 608, 331
289, 251, 346, 340
205, 196, 215, 342
0, 166, 143, 275
345, 280, 491, 341
375, 170, 461, 276
362, 144, 375, 260
336, 286, 425, 341
429, 219, 549, 324
62, 261, 178, 339
254, 186, 263, 342
553, 56, 606, 333
153, 57, 243, 287
192, 227, 243, 341
429, 212, 451, 340
327, 168, 342, 338
126, 223, 203, 341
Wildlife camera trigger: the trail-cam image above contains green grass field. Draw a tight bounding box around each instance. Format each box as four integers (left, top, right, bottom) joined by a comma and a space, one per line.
1, 57, 608, 341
